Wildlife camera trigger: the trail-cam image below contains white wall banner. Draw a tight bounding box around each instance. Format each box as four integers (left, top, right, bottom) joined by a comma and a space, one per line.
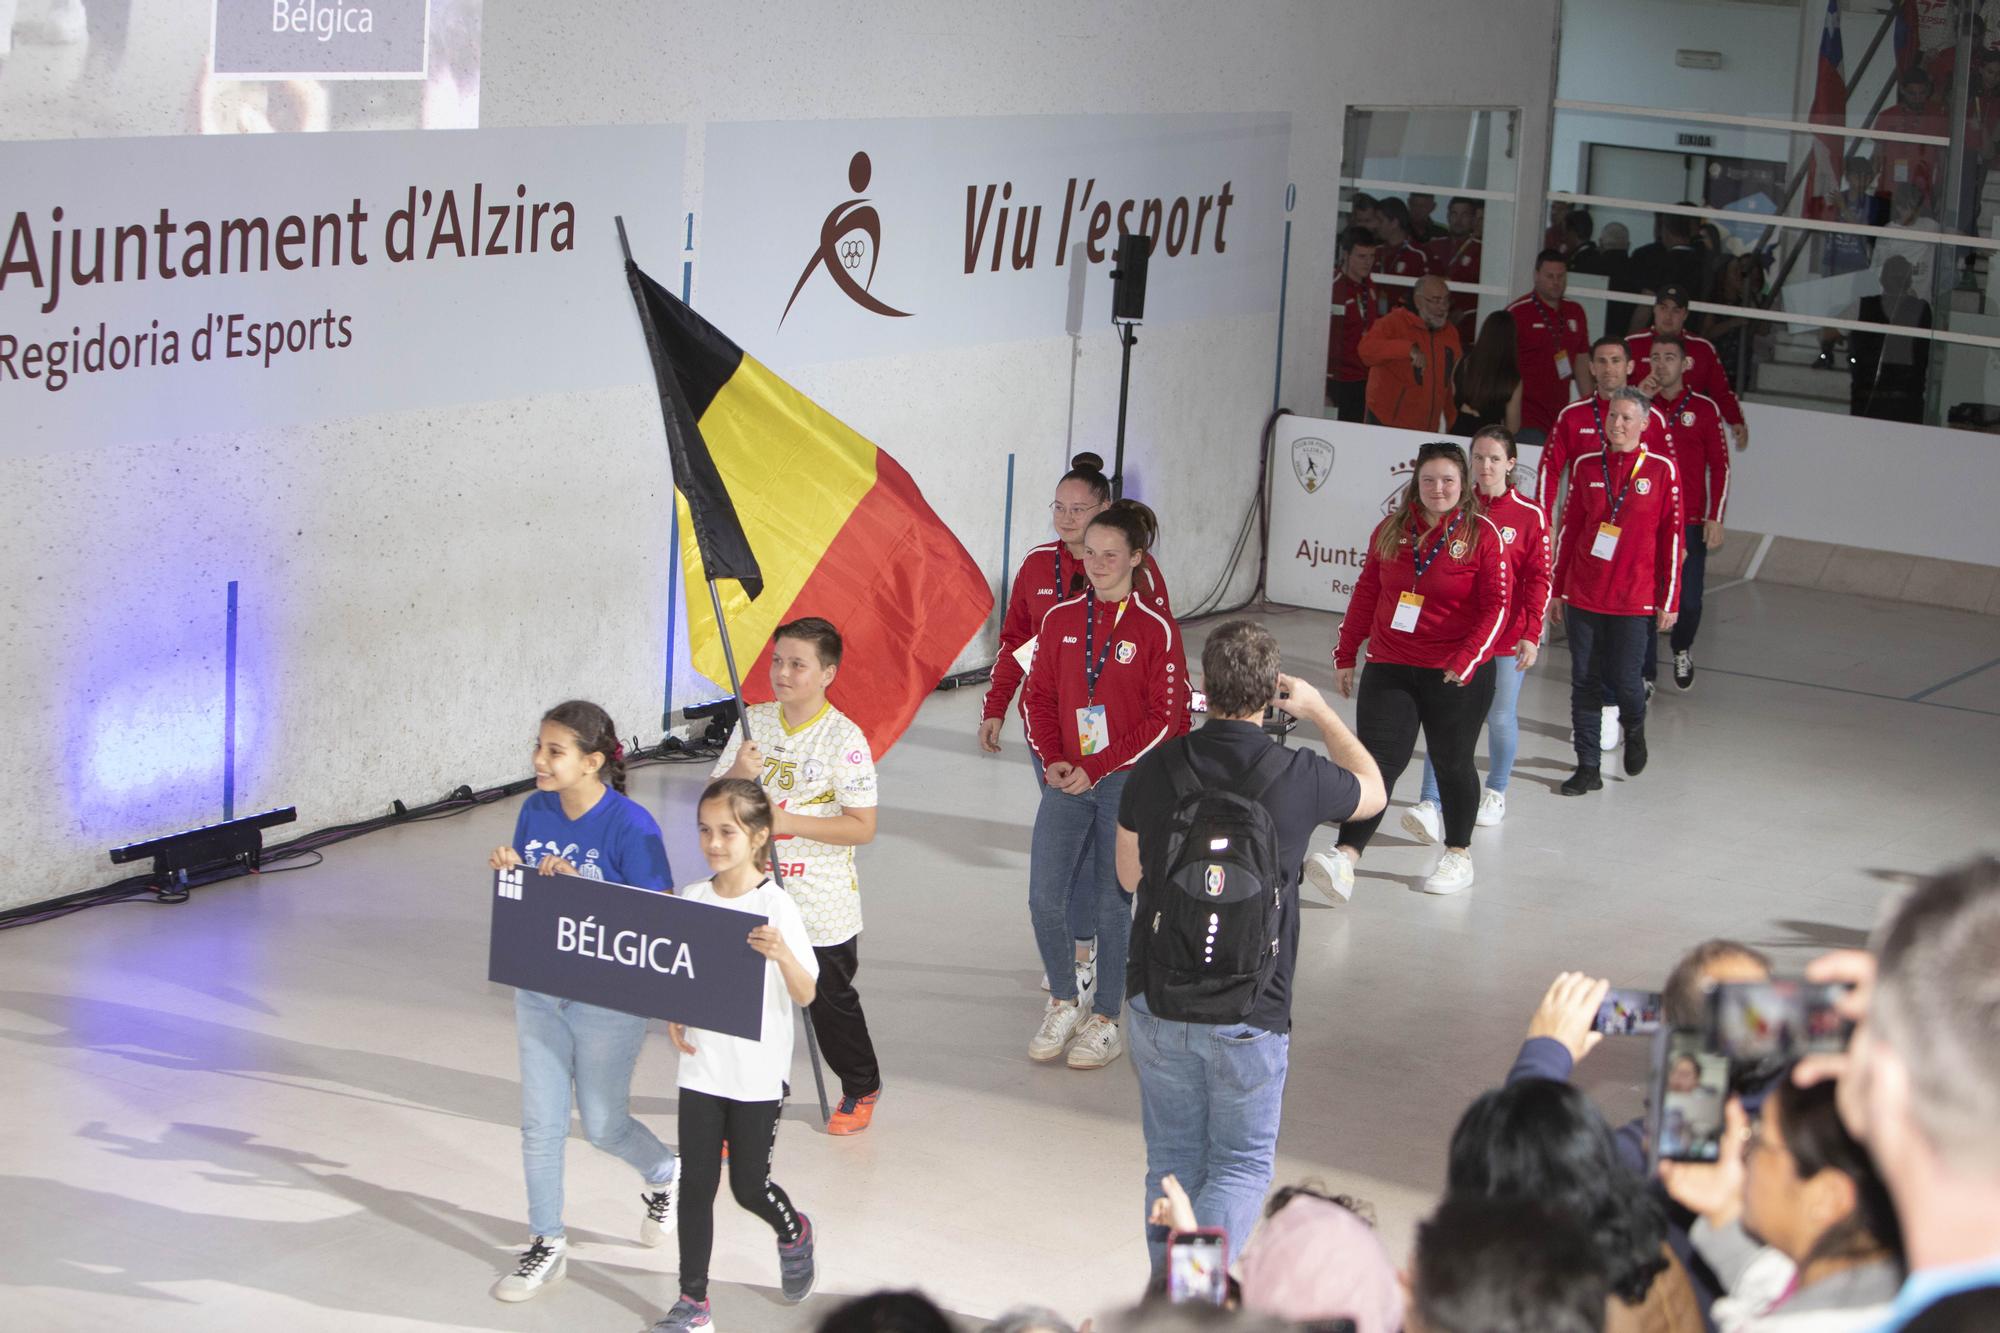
0, 123, 681, 456
696, 112, 1290, 366
1265, 414, 1544, 614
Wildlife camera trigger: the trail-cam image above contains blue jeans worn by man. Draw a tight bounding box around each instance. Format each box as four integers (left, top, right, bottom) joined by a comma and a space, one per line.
1128, 994, 1289, 1272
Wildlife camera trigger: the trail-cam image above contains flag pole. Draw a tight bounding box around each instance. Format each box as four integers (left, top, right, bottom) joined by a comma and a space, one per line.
617, 215, 832, 1128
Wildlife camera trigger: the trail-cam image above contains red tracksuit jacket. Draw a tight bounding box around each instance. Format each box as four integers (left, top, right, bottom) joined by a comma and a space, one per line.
1552, 447, 1685, 617
1650, 387, 1731, 524
1509, 293, 1592, 434
1626, 329, 1744, 426
1483, 488, 1554, 655
1334, 510, 1510, 679
1536, 395, 1669, 520
1025, 592, 1183, 784
983, 543, 1173, 724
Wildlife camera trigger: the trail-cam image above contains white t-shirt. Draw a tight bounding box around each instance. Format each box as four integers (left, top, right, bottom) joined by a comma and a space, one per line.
673, 876, 820, 1103
712, 700, 878, 947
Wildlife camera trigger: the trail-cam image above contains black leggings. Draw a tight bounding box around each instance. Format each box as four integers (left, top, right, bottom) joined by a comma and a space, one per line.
1337, 659, 1498, 851
676, 1087, 802, 1302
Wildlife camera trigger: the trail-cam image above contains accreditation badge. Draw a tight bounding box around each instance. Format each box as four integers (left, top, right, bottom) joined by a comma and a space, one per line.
1591, 523, 1622, 560
1076, 704, 1110, 755
1391, 591, 1425, 632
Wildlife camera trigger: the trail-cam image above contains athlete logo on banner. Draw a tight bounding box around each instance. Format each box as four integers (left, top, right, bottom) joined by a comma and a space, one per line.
1292, 436, 1334, 493
780, 150, 913, 328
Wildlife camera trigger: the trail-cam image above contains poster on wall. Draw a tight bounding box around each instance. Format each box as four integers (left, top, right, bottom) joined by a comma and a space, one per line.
0, 123, 683, 456
1264, 414, 1543, 614
0, 0, 481, 139
696, 112, 1290, 367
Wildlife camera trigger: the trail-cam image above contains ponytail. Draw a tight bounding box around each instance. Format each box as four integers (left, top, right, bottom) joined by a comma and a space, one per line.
1086, 497, 1158, 556
541, 699, 627, 793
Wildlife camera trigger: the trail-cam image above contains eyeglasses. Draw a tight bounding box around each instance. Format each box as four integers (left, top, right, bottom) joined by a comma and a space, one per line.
1416, 442, 1467, 464
1050, 502, 1103, 519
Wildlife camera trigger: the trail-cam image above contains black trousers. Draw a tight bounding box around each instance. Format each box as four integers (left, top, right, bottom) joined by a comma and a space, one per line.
1337, 659, 1497, 851
1568, 607, 1650, 761
1332, 378, 1367, 423
1645, 525, 1708, 681
810, 937, 881, 1101
676, 1087, 801, 1303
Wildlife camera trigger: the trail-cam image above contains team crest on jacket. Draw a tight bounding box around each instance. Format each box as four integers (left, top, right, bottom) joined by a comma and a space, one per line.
1680, 411, 1695, 426
1205, 865, 1226, 896
1449, 539, 1469, 559
1115, 640, 1137, 664
1292, 436, 1334, 494
1635, 477, 1653, 495
1501, 525, 1518, 544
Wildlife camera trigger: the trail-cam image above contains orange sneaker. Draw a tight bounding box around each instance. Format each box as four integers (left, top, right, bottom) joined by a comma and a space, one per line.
827, 1089, 881, 1136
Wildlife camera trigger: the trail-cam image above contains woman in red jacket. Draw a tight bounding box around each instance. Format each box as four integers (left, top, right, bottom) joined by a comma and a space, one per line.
1305, 441, 1508, 898
979, 452, 1176, 1001
1407, 426, 1552, 837
1022, 500, 1183, 1071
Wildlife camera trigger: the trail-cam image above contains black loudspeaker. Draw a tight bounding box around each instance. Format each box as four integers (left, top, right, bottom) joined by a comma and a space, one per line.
1111, 232, 1152, 321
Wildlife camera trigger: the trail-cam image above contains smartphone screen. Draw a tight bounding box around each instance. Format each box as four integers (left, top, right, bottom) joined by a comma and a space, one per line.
1593, 988, 1664, 1036
1651, 1029, 1732, 1164
1709, 980, 1852, 1062
1166, 1230, 1228, 1304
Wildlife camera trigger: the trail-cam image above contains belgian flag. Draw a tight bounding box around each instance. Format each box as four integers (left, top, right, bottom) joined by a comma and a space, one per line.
625, 262, 993, 757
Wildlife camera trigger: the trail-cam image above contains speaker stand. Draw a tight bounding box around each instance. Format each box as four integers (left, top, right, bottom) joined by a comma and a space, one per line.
1111, 319, 1137, 500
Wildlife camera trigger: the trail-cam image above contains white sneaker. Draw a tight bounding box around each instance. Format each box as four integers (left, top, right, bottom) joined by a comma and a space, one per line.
1029, 998, 1085, 1062
1066, 1015, 1124, 1069
1401, 800, 1441, 845
492, 1235, 567, 1302
1422, 850, 1476, 896
1074, 941, 1098, 1015
1600, 705, 1621, 751
1303, 848, 1355, 903
639, 1167, 677, 1246
1475, 788, 1506, 827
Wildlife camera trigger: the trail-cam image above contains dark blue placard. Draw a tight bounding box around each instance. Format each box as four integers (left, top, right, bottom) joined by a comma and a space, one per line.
488, 868, 767, 1040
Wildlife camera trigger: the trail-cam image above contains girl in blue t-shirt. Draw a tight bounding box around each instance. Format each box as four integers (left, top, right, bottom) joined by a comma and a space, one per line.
485, 699, 678, 1304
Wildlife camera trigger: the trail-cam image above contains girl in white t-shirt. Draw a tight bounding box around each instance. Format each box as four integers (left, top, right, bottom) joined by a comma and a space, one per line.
645, 778, 821, 1333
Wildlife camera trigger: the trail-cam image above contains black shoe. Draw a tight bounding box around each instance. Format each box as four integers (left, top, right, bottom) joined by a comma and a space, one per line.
1560, 766, 1603, 796
1624, 725, 1648, 775
1673, 650, 1695, 691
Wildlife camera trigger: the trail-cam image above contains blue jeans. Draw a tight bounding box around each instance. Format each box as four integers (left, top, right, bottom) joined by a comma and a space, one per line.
1421, 650, 1527, 800
1128, 995, 1290, 1275
1031, 752, 1101, 944
1028, 768, 1131, 1019
516, 988, 677, 1238
1568, 606, 1650, 761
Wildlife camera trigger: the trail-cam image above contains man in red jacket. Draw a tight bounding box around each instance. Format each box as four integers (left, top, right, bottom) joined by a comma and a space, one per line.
1537, 336, 1670, 527
1360, 275, 1462, 431
1551, 388, 1683, 795
1426, 196, 1485, 346
1509, 250, 1595, 443
1627, 285, 1749, 451
1646, 334, 1729, 693
1328, 226, 1380, 423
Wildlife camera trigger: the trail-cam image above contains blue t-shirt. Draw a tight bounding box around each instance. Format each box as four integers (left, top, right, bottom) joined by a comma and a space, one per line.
510, 787, 672, 892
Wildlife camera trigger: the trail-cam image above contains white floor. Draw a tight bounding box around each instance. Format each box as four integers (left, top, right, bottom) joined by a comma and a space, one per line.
5, 581, 1998, 1333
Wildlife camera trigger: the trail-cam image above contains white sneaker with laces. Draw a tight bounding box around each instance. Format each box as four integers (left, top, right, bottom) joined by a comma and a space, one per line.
1302, 848, 1355, 903
1475, 788, 1506, 827
1421, 850, 1476, 896
1066, 1015, 1124, 1069
639, 1167, 677, 1246
492, 1235, 567, 1302
1600, 705, 1621, 752
1401, 800, 1442, 845
1029, 998, 1085, 1062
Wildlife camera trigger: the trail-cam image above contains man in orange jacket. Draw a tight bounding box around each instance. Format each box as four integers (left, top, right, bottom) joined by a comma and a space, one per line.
1360, 275, 1462, 432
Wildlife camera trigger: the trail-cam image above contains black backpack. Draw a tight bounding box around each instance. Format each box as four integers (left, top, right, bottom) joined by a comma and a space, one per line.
1141, 742, 1289, 1024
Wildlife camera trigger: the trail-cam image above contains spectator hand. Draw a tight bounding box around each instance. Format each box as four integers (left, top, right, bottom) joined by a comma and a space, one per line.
1793, 949, 1875, 1090
1660, 1098, 1750, 1228
1273, 672, 1327, 720
1148, 1173, 1199, 1234
1526, 971, 1610, 1065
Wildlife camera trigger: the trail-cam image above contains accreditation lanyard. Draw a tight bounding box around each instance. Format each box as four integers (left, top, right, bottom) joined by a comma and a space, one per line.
1661, 388, 1692, 430
1592, 395, 1606, 441
1410, 514, 1461, 585
1599, 446, 1647, 524
1082, 595, 1127, 700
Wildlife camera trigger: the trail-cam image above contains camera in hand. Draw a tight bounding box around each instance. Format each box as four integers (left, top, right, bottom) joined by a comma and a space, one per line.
1166, 1229, 1229, 1304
